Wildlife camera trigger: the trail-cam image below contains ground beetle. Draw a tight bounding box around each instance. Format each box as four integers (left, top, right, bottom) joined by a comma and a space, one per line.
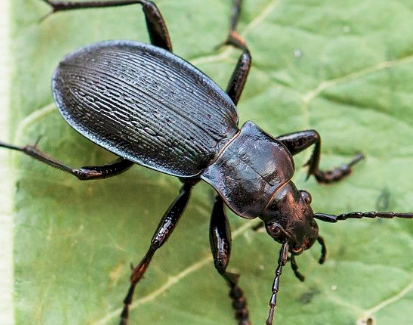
3, 1, 413, 324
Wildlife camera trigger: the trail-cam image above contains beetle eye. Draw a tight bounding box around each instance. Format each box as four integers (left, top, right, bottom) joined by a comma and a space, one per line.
300, 190, 312, 204
266, 222, 282, 237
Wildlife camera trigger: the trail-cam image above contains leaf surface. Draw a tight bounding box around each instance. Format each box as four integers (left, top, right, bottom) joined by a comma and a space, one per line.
10, 0, 413, 324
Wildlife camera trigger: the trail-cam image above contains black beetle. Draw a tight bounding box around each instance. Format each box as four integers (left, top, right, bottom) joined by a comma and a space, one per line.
3, 1, 413, 325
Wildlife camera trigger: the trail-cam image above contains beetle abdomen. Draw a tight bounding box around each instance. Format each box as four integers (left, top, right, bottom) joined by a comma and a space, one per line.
52, 40, 238, 177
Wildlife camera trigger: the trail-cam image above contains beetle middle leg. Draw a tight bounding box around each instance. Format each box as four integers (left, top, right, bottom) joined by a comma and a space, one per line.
120, 182, 193, 325
41, 0, 172, 51
277, 130, 364, 184
220, 0, 245, 50
210, 196, 251, 325
226, 47, 251, 106
221, 0, 251, 106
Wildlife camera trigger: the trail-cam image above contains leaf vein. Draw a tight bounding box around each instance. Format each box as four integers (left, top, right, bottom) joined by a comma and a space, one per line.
89, 219, 261, 325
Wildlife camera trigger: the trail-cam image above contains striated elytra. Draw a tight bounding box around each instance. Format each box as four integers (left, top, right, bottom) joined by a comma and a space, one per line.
53, 40, 238, 178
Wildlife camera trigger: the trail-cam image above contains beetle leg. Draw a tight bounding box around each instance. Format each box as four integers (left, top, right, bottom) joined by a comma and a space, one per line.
290, 254, 305, 282
220, 0, 251, 105
317, 235, 327, 264
219, 0, 245, 50
41, 0, 172, 51
226, 48, 251, 106
229, 0, 242, 38
252, 221, 265, 231
0, 140, 133, 180
277, 130, 364, 184
120, 183, 193, 325
210, 196, 251, 325
266, 242, 289, 325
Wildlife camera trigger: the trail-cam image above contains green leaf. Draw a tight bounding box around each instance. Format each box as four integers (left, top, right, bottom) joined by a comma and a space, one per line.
8, 0, 413, 324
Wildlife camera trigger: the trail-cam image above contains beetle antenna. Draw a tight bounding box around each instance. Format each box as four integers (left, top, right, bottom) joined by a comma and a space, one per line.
266, 242, 289, 325
315, 211, 413, 223
317, 236, 327, 264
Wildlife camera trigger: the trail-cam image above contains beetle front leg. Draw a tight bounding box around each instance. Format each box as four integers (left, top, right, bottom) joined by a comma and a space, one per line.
120, 182, 193, 325
277, 130, 364, 184
42, 0, 172, 51
0, 140, 133, 180
210, 197, 251, 325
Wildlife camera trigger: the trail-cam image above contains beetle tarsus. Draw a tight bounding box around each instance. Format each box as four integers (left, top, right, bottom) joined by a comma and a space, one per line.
39, 10, 54, 23
119, 303, 130, 325
119, 253, 151, 325
0, 140, 22, 151
349, 152, 365, 166
216, 0, 245, 50
309, 152, 365, 184
219, 0, 251, 105
276, 130, 364, 184
210, 197, 252, 325
228, 277, 251, 325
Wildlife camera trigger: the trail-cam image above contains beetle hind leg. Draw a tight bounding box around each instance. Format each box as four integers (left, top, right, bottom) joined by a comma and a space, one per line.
210, 197, 251, 325
0, 139, 134, 180
41, 0, 172, 51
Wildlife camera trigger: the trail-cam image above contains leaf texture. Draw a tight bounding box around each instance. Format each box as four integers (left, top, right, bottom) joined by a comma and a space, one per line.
9, 0, 413, 324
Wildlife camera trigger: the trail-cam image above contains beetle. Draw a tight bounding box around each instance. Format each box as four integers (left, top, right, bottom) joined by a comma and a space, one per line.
3, 1, 413, 325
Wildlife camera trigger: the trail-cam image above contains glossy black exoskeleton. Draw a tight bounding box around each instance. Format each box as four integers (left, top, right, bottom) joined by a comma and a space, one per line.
3, 1, 413, 325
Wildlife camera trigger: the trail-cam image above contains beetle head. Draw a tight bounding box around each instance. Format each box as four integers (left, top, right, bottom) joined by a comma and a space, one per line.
260, 181, 319, 254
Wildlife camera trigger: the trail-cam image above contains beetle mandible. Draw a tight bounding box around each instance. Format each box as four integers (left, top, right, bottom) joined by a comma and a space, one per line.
3, 1, 413, 325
